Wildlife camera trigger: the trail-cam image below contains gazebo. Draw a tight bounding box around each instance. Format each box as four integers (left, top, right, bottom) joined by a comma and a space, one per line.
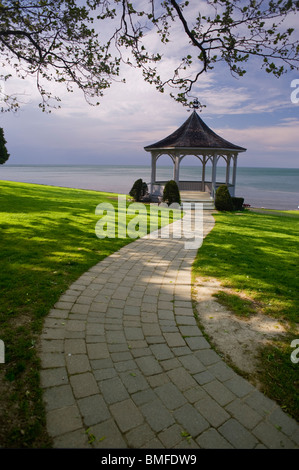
144, 103, 246, 203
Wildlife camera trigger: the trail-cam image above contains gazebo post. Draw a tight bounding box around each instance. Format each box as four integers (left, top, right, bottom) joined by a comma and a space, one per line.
151, 152, 157, 195
173, 154, 180, 184
226, 154, 231, 186
211, 155, 217, 198
201, 155, 206, 191
232, 154, 238, 197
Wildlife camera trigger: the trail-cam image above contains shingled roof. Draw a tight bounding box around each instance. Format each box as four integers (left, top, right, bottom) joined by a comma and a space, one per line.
144, 110, 246, 152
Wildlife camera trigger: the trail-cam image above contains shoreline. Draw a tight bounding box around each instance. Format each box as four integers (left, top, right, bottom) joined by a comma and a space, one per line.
1, 179, 298, 213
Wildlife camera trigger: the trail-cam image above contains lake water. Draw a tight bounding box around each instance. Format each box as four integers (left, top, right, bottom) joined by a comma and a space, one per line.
1, 165, 299, 210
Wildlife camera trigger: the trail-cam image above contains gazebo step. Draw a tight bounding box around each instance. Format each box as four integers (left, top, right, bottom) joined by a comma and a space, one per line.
181, 200, 215, 210
180, 191, 213, 202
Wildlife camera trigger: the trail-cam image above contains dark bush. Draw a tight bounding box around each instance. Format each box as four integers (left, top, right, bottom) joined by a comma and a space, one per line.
162, 180, 181, 205
129, 179, 148, 202
215, 184, 234, 211
232, 197, 244, 211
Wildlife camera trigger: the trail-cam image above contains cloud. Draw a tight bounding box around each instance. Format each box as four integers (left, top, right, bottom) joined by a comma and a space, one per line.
1, 2, 299, 169
217, 119, 299, 153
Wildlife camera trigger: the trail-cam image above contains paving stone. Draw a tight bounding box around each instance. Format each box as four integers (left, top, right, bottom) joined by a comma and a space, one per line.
147, 373, 170, 388
219, 418, 259, 449
196, 428, 233, 449
179, 354, 206, 374
183, 387, 208, 404
225, 399, 263, 430
141, 399, 175, 433
93, 367, 117, 381
78, 394, 110, 426
150, 343, 174, 361
252, 421, 296, 449
160, 357, 181, 371
178, 325, 203, 337
106, 330, 127, 344
195, 396, 230, 427
174, 307, 194, 317
132, 389, 157, 406
43, 384, 75, 411
89, 419, 128, 448
193, 370, 215, 386
87, 342, 110, 360
99, 376, 130, 404
64, 339, 87, 355
120, 370, 149, 394
155, 382, 187, 410
40, 352, 65, 369
142, 323, 162, 336
86, 323, 105, 335
66, 354, 91, 374
126, 423, 156, 448
224, 374, 255, 397
203, 380, 236, 406
158, 424, 185, 448
167, 367, 197, 391
47, 405, 82, 437
70, 372, 99, 399
163, 332, 186, 348
42, 328, 66, 340
48, 308, 69, 319
172, 346, 192, 357
124, 327, 144, 341
173, 403, 209, 438
175, 315, 197, 326
53, 429, 90, 448
40, 339, 64, 353
185, 336, 211, 351
195, 348, 221, 365
268, 407, 299, 439
136, 356, 163, 376
110, 398, 144, 432
244, 390, 278, 417
40, 367, 68, 388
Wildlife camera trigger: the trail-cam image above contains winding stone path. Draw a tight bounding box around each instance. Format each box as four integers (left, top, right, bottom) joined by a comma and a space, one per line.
39, 210, 299, 449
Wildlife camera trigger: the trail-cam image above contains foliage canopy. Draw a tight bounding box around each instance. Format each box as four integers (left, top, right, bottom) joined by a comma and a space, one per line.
0, 0, 298, 112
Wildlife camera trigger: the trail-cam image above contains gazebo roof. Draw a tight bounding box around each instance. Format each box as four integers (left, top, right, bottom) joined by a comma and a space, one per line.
144, 110, 246, 153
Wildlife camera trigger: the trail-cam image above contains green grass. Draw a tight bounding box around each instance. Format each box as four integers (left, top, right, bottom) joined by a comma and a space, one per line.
193, 209, 299, 420
0, 180, 179, 447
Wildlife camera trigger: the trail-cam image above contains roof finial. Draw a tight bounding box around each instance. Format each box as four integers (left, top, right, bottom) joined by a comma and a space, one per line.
187, 98, 200, 112
192, 98, 200, 109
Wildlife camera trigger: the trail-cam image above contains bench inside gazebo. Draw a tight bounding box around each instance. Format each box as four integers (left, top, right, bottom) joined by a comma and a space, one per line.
144, 102, 246, 206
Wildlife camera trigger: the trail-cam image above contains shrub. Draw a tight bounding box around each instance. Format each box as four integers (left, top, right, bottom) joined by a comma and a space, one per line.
129, 179, 148, 202
215, 184, 234, 211
162, 180, 181, 205
232, 197, 244, 211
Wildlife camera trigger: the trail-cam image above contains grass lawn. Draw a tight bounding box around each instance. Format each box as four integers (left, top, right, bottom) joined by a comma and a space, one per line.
0, 180, 178, 448
193, 209, 299, 421
1, 180, 298, 446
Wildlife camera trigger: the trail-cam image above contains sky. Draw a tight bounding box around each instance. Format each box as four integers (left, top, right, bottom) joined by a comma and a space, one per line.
1, 1, 299, 169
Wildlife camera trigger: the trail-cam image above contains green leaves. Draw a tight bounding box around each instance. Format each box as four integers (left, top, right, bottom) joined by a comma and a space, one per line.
0, 0, 298, 112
